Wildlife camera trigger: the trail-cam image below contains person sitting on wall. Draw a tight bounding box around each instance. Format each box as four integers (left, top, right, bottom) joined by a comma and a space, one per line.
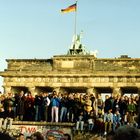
2, 106, 14, 130
113, 110, 121, 132
87, 110, 96, 132
104, 109, 113, 135
0, 102, 4, 130
75, 111, 86, 133
4, 106, 15, 119
64, 133, 71, 140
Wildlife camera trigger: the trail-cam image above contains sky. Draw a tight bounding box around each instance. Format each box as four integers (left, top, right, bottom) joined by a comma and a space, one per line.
0, 0, 140, 92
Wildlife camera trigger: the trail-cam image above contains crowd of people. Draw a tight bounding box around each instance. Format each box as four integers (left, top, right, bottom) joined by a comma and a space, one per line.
0, 90, 140, 136
0, 131, 71, 140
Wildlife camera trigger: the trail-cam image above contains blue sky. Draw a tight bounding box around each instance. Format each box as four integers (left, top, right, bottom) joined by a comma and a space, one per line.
0, 0, 140, 91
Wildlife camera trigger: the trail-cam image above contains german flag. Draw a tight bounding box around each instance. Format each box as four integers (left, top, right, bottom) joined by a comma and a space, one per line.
61, 3, 77, 13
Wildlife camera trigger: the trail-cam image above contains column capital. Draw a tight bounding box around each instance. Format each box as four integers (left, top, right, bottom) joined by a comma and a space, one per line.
53, 87, 60, 94
28, 87, 35, 96
3, 86, 11, 94
113, 87, 122, 97
59, 88, 67, 94
86, 87, 97, 97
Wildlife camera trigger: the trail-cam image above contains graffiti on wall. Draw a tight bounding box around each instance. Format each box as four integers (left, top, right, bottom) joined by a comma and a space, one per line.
12, 125, 72, 140
19, 125, 37, 134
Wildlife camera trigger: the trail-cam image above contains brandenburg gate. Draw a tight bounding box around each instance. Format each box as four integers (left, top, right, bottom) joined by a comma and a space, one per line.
0, 35, 140, 96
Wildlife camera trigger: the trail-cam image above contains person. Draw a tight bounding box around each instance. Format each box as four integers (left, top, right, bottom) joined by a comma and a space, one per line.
60, 94, 68, 122
64, 133, 71, 140
104, 109, 113, 135
34, 92, 44, 121
0, 132, 15, 140
4, 106, 15, 119
18, 133, 25, 140
16, 91, 26, 121
75, 111, 85, 133
113, 110, 121, 132
50, 91, 61, 122
137, 96, 140, 128
87, 110, 96, 132
106, 131, 115, 140
26, 136, 32, 140
96, 94, 103, 116
31, 132, 44, 140
43, 92, 50, 122
1, 106, 15, 130
24, 92, 35, 121
46, 135, 56, 140
112, 126, 140, 140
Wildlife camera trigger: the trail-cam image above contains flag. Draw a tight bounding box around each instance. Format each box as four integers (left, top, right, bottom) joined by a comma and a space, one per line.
61, 3, 77, 13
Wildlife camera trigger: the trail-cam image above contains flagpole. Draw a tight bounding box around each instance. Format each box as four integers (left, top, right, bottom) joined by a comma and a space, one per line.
74, 0, 78, 53
74, 1, 77, 39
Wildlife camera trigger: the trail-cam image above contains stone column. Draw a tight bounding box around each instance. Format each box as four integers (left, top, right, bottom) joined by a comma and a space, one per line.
53, 87, 60, 94
137, 88, 140, 95
59, 88, 67, 95
3, 86, 11, 94
87, 88, 93, 95
112, 87, 122, 97
28, 87, 36, 96
87, 87, 97, 97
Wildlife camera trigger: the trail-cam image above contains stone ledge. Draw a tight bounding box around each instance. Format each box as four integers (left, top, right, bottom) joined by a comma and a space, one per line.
12, 121, 75, 127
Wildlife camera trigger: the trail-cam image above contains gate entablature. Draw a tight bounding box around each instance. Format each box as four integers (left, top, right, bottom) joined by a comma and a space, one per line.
0, 56, 140, 95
